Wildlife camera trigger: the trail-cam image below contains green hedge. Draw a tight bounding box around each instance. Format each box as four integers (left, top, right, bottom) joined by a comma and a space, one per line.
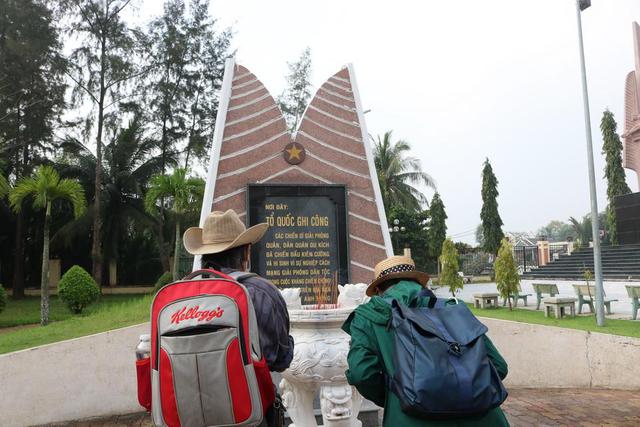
154, 271, 173, 293
58, 266, 100, 314
0, 284, 7, 314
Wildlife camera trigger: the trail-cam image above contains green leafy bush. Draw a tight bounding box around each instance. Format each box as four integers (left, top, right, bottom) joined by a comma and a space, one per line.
439, 239, 463, 297
494, 238, 520, 310
58, 266, 100, 314
154, 271, 173, 293
0, 284, 7, 313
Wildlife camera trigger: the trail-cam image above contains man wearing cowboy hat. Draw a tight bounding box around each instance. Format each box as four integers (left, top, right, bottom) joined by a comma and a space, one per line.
341, 255, 510, 426
184, 209, 294, 370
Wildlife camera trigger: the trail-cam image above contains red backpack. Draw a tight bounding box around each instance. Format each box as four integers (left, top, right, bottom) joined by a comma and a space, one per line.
139, 269, 274, 427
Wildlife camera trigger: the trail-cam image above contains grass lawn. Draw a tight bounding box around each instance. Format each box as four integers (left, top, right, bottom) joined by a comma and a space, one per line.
0, 294, 152, 355
470, 304, 640, 338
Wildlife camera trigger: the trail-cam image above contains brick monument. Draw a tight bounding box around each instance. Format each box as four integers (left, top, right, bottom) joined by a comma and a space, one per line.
623, 21, 640, 188
196, 58, 392, 296
618, 22, 640, 244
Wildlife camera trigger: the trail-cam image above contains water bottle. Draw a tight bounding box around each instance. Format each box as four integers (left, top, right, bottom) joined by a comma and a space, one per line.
136, 334, 151, 360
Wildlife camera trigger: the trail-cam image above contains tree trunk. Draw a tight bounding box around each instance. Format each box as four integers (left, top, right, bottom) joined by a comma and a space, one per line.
12, 211, 25, 299
156, 217, 171, 272
40, 201, 51, 326
161, 119, 168, 174
91, 34, 107, 287
173, 219, 181, 280
12, 105, 26, 298
184, 91, 201, 169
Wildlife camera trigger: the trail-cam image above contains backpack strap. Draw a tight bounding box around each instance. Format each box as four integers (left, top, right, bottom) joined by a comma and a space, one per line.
227, 271, 258, 283
183, 269, 226, 280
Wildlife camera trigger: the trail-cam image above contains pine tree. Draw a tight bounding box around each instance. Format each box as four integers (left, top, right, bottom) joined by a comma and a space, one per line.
65, 0, 141, 285
600, 110, 631, 244
146, 0, 231, 172
439, 239, 463, 297
144, 0, 232, 270
0, 0, 66, 298
182, 0, 232, 169
278, 47, 313, 131
480, 158, 504, 254
428, 192, 447, 272
494, 238, 520, 310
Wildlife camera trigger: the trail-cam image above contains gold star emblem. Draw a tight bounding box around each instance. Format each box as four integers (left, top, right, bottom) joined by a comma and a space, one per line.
286, 143, 303, 161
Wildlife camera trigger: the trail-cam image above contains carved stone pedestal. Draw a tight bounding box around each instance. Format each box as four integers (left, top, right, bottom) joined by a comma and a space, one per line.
280, 307, 363, 427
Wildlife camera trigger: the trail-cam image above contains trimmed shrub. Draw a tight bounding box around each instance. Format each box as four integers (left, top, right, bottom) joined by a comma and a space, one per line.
58, 266, 100, 314
154, 271, 173, 293
0, 284, 7, 313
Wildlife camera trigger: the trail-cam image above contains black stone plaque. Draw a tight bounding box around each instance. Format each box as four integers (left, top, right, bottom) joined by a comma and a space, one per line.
246, 184, 349, 305
615, 192, 640, 244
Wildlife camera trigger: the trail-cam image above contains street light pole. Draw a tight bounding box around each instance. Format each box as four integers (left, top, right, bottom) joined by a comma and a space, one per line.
575, 0, 605, 326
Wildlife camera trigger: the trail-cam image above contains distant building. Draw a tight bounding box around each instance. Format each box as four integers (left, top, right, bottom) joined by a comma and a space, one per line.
505, 232, 536, 248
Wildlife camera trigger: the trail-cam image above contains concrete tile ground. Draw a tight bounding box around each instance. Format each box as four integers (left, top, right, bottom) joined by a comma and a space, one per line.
38, 389, 640, 427
503, 389, 640, 426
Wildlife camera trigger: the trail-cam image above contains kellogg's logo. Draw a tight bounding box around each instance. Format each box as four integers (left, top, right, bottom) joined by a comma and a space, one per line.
170, 305, 224, 325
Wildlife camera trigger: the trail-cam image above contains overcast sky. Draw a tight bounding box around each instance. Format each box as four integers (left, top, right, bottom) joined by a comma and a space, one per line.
140, 0, 640, 244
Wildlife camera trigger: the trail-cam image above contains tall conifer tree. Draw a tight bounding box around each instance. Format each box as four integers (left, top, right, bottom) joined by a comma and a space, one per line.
64, 0, 140, 285
480, 158, 504, 254
0, 0, 66, 297
600, 110, 631, 244
144, 0, 231, 270
278, 47, 313, 131
428, 192, 447, 273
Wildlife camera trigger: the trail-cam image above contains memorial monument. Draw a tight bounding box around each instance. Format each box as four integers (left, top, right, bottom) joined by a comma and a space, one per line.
619, 22, 640, 244
195, 58, 393, 426
196, 58, 392, 297
623, 21, 640, 188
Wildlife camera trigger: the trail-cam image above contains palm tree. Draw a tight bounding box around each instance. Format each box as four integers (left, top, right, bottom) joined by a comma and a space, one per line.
569, 215, 592, 248
373, 131, 436, 212
57, 116, 167, 281
0, 174, 9, 198
145, 168, 204, 280
10, 166, 86, 325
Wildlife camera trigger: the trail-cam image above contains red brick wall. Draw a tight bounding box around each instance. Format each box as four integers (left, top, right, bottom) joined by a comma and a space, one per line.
210, 64, 389, 283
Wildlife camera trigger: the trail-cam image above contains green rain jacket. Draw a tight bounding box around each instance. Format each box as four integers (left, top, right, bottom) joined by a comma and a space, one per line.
341, 281, 510, 427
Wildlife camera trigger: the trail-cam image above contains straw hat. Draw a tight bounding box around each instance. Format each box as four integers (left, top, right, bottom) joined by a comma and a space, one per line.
366, 255, 430, 296
183, 210, 268, 255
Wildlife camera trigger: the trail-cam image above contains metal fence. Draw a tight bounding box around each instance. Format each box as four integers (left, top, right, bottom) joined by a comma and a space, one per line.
459, 252, 494, 276
549, 243, 569, 261
512, 246, 539, 273
178, 255, 194, 278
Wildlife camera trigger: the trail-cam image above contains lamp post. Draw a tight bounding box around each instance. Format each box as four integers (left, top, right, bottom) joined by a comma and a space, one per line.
575, 0, 605, 326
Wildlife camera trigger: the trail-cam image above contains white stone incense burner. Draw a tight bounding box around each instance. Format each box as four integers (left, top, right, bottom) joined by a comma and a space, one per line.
279, 284, 370, 427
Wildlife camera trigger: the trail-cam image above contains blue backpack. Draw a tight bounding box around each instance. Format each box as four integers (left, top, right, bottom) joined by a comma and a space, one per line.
385, 295, 508, 419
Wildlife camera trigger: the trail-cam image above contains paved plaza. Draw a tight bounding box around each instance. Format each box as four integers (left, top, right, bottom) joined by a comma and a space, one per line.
433, 280, 639, 319
40, 389, 640, 427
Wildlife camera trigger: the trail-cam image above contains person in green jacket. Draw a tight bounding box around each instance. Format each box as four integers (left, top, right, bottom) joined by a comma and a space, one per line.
342, 255, 510, 427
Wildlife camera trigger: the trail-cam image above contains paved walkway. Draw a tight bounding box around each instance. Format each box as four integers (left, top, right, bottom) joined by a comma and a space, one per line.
502, 389, 640, 426
42, 389, 640, 426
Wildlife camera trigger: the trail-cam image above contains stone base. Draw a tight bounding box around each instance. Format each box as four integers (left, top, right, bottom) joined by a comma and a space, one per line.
286, 408, 380, 427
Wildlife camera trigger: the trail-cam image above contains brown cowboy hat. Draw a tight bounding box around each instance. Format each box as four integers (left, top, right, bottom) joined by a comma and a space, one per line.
366, 255, 430, 297
183, 210, 268, 255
